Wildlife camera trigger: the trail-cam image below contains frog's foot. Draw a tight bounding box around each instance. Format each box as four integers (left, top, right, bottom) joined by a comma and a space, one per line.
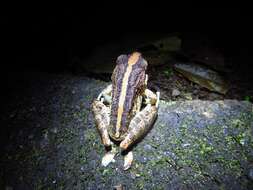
101, 151, 116, 167
101, 146, 118, 167
123, 151, 133, 170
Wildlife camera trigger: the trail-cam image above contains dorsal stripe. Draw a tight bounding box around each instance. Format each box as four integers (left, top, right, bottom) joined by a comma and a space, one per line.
115, 52, 140, 137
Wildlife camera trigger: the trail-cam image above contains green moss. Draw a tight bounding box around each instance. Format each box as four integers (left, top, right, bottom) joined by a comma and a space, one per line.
244, 95, 252, 102
102, 168, 113, 176
79, 147, 87, 165
84, 129, 97, 142
149, 112, 253, 185
164, 67, 173, 78
135, 180, 145, 190
13, 95, 251, 189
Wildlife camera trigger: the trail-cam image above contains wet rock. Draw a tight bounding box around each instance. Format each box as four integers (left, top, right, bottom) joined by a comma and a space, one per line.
2, 73, 253, 190
190, 47, 227, 72
174, 62, 229, 94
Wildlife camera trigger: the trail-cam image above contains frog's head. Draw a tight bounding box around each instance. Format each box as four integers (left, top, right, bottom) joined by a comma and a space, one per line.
110, 52, 147, 140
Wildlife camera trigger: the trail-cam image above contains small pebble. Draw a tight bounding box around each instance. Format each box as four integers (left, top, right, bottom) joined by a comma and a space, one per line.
172, 89, 180, 97
248, 168, 253, 180
113, 184, 123, 190
144, 144, 152, 151
182, 143, 190, 147
193, 89, 199, 95
51, 127, 58, 134
184, 93, 193, 100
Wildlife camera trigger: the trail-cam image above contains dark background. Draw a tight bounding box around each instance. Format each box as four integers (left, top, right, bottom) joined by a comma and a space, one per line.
1, 4, 252, 72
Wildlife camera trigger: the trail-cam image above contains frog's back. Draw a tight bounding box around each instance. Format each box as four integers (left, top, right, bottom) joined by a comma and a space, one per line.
109, 52, 147, 140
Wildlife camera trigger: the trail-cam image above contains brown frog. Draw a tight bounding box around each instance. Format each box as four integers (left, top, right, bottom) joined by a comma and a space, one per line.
91, 52, 159, 170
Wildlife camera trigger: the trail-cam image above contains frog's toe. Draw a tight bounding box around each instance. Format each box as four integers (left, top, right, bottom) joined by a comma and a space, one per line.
101, 147, 117, 167
120, 142, 127, 150
123, 151, 133, 170
120, 137, 131, 150
101, 152, 116, 167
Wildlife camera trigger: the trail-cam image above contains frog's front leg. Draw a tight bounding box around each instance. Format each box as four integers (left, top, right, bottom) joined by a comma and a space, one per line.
97, 84, 112, 104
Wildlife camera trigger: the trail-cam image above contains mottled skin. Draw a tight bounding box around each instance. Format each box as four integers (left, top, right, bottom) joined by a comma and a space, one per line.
92, 52, 159, 170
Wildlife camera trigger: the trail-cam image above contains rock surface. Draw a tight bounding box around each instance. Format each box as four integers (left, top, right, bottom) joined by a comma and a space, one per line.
1, 72, 253, 190
174, 62, 229, 94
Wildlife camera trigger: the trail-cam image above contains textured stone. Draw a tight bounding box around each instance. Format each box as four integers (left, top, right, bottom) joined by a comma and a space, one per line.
1, 72, 252, 190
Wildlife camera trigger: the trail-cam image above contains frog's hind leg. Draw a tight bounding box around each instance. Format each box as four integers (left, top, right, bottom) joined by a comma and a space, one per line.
92, 84, 113, 146
120, 104, 158, 170
91, 100, 112, 147
120, 104, 158, 150
92, 100, 118, 167
92, 84, 120, 167
120, 89, 159, 170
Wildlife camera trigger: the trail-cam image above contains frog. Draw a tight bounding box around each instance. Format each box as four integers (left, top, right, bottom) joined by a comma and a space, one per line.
91, 52, 160, 170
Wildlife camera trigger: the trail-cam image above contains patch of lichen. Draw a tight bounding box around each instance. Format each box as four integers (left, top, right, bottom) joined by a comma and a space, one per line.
130, 111, 253, 188
14, 100, 252, 189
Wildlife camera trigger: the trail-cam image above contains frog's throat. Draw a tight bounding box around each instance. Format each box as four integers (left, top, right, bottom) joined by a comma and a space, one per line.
115, 52, 140, 138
